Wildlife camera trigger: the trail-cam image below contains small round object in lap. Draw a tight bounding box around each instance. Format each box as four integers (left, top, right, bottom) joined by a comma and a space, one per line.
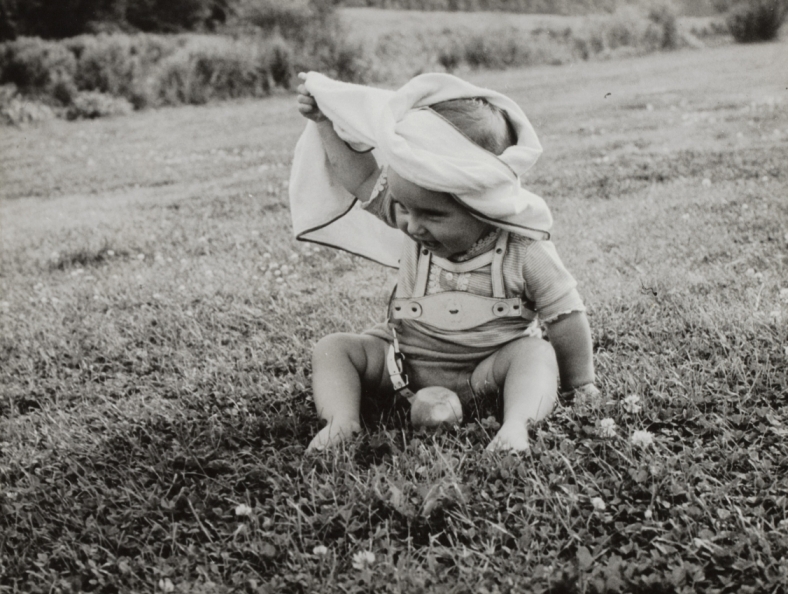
409, 386, 463, 428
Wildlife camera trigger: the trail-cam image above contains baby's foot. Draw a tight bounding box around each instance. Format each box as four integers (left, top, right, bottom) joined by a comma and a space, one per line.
307, 418, 361, 451
486, 422, 530, 452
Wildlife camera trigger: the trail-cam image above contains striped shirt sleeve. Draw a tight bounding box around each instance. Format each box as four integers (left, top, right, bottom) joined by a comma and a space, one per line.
522, 240, 585, 323
358, 166, 397, 228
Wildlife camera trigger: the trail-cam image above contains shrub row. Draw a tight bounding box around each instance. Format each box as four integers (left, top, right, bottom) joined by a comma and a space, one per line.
0, 34, 283, 113
0, 3, 721, 123
0, 17, 370, 122
366, 3, 693, 81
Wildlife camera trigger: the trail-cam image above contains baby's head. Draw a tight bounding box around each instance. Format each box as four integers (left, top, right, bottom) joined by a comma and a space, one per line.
430, 97, 517, 156
389, 97, 516, 259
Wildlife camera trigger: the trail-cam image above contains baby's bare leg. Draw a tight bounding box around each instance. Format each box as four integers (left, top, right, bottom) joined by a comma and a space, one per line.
470, 337, 558, 451
309, 333, 389, 450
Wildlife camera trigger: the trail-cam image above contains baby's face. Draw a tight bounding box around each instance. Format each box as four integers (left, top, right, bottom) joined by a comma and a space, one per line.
388, 169, 492, 259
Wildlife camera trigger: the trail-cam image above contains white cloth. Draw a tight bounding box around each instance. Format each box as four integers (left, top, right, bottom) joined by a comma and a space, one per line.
288, 72, 553, 268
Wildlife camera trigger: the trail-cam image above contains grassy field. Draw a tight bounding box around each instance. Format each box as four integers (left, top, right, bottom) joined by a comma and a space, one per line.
2, 37, 787, 593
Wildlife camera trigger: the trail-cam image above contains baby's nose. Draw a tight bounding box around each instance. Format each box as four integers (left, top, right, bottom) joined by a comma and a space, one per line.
406, 215, 424, 236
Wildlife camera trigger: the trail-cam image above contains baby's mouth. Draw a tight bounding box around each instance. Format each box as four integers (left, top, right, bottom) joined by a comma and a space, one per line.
418, 238, 441, 251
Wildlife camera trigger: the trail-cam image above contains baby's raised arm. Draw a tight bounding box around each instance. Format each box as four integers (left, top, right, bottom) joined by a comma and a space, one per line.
296, 73, 379, 200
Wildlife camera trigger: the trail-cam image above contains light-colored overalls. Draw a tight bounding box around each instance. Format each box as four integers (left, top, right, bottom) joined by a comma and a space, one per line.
385, 231, 539, 403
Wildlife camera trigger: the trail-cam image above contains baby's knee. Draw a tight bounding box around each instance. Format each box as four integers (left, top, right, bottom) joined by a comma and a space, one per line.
504, 336, 557, 372
313, 332, 360, 361
313, 332, 386, 371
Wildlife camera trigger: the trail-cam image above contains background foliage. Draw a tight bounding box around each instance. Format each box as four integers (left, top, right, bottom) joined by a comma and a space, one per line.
725, 0, 788, 41
0, 0, 231, 39
0, 1, 732, 122
1, 0, 783, 123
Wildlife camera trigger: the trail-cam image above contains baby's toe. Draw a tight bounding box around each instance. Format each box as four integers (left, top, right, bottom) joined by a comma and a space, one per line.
487, 426, 530, 452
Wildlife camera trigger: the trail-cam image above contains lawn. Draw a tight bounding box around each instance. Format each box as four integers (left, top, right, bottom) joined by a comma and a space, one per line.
1, 37, 787, 593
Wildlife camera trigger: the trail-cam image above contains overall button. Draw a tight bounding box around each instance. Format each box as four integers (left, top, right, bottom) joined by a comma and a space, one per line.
492, 302, 511, 316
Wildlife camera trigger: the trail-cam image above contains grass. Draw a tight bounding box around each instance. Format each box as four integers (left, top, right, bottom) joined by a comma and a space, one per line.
1, 38, 787, 592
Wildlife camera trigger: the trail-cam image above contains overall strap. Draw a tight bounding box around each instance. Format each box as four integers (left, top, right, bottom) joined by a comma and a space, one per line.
491, 231, 509, 299
412, 247, 432, 298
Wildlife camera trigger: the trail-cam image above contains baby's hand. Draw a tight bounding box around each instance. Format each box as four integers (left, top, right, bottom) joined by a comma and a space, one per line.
296, 72, 327, 123
307, 417, 361, 451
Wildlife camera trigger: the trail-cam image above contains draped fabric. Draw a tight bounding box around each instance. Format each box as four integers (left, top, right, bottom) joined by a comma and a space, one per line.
288, 72, 553, 268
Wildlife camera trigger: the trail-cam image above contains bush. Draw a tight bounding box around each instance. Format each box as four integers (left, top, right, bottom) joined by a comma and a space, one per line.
726, 0, 787, 41
0, 37, 77, 97
66, 90, 133, 119
153, 38, 272, 105
266, 37, 293, 88
295, 17, 370, 82
70, 35, 150, 106
237, 0, 314, 39
646, 1, 680, 48
0, 83, 55, 124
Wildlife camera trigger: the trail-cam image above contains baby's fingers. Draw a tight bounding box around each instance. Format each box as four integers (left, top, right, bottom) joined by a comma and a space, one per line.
298, 103, 318, 117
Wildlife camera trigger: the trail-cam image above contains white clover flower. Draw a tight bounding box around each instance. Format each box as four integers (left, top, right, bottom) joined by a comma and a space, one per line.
158, 578, 175, 593
622, 394, 642, 414
644, 508, 653, 520
630, 430, 654, 448
235, 503, 253, 517
591, 497, 606, 511
702, 178, 712, 188
313, 545, 328, 556
352, 550, 375, 570
599, 418, 617, 438
780, 288, 788, 302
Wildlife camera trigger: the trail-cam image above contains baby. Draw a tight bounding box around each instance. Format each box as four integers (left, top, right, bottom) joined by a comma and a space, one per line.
291, 72, 596, 452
